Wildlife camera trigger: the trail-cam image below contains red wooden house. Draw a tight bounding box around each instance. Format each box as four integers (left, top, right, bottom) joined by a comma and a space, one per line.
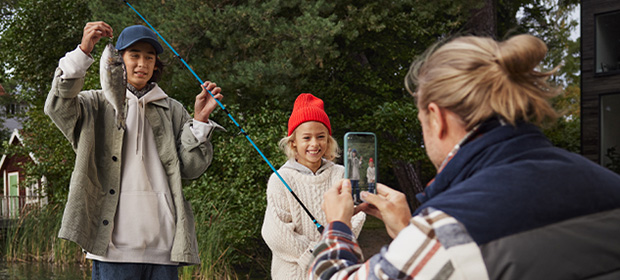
0, 129, 46, 219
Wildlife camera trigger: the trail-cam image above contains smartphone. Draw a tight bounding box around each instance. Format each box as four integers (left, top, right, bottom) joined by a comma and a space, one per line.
344, 132, 378, 204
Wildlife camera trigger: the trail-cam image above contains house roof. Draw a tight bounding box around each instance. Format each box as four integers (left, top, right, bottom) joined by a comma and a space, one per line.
0, 129, 39, 171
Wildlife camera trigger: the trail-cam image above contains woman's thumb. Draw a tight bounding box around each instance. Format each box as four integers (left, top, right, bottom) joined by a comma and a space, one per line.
361, 191, 384, 209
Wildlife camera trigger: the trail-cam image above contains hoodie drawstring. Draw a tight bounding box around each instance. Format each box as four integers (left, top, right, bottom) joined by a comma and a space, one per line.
136, 97, 146, 160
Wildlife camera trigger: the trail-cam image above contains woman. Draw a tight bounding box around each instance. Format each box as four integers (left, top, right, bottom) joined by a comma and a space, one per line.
309, 34, 620, 279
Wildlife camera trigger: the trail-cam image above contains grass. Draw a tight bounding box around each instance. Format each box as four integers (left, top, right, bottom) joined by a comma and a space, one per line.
179, 203, 240, 280
2, 203, 85, 265
0, 202, 387, 279
362, 214, 387, 230
0, 201, 269, 280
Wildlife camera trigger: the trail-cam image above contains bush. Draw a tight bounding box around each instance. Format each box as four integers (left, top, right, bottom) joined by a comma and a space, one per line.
183, 102, 289, 278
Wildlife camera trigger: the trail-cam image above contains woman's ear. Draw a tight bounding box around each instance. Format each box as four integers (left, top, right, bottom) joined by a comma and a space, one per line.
426, 102, 448, 140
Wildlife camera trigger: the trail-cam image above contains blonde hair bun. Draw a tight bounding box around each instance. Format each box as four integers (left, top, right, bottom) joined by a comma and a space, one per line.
407, 34, 560, 130
497, 34, 548, 77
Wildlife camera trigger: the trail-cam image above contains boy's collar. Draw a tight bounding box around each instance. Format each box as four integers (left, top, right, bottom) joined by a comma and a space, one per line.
127, 82, 156, 98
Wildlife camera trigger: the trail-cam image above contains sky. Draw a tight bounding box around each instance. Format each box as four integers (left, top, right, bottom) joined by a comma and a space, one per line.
570, 4, 580, 40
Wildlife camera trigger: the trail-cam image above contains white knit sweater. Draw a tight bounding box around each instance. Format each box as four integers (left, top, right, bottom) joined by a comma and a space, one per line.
261, 159, 366, 280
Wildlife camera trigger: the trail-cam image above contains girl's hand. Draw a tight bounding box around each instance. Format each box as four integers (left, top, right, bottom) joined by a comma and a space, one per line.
194, 81, 223, 123
80, 21, 113, 56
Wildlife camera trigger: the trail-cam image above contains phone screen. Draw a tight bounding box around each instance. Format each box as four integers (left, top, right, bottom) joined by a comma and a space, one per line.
344, 132, 377, 204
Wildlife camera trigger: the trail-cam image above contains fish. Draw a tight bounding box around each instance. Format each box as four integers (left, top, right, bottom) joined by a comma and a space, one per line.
100, 42, 127, 130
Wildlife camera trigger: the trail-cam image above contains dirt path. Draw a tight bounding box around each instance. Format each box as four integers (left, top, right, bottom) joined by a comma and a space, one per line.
357, 215, 392, 259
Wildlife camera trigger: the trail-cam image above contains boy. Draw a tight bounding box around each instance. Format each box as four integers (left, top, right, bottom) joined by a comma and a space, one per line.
347, 148, 362, 202
45, 21, 223, 279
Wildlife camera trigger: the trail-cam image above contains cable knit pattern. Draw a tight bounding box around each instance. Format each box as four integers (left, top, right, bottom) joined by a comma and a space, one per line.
262, 161, 366, 280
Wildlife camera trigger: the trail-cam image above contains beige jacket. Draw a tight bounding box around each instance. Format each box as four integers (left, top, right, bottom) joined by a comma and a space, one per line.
45, 65, 217, 264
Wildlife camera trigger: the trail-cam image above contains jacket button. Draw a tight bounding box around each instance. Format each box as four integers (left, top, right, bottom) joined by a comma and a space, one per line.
103, 220, 109, 225
109, 189, 115, 195
112, 156, 118, 161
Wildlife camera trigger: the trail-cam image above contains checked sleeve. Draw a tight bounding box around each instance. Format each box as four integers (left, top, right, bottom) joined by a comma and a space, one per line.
308, 208, 489, 279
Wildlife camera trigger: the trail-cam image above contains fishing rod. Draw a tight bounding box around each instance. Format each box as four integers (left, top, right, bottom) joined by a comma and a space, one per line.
122, 0, 324, 233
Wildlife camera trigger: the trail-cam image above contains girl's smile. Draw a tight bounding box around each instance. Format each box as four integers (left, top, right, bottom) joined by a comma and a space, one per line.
292, 121, 329, 173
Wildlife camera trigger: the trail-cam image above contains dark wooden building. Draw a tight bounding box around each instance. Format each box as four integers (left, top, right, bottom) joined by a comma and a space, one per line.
581, 0, 620, 166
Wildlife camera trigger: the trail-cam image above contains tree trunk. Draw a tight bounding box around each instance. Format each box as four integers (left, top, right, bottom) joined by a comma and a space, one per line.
465, 0, 497, 38
391, 159, 425, 212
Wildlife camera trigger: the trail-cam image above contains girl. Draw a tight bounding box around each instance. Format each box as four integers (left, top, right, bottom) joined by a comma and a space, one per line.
366, 158, 376, 194
261, 93, 366, 279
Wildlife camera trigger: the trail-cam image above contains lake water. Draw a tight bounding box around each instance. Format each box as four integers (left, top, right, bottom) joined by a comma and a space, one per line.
0, 262, 90, 280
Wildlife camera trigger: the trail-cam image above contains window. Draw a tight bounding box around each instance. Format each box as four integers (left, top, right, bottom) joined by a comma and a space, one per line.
601, 93, 620, 170
7, 103, 17, 115
595, 10, 620, 74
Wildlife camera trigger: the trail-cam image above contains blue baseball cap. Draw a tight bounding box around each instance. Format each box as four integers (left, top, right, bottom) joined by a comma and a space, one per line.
115, 25, 164, 54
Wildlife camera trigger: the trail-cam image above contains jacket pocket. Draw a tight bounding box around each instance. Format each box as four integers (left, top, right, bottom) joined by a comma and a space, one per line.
111, 191, 176, 250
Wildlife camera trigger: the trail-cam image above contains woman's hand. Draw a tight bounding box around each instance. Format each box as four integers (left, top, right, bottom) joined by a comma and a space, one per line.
322, 179, 355, 229
356, 184, 411, 238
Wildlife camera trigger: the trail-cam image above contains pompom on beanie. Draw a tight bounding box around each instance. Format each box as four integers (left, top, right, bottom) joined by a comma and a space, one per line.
287, 93, 332, 136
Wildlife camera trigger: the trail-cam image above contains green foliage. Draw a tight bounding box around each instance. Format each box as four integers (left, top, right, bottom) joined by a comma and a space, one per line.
0, 0, 91, 204
0, 0, 584, 277
346, 99, 434, 185
183, 102, 288, 276
1, 104, 76, 204
509, 0, 581, 153
179, 203, 237, 279
0, 0, 91, 100
20, 105, 77, 203
2, 203, 85, 264
87, 0, 347, 109
542, 84, 581, 153
0, 91, 15, 140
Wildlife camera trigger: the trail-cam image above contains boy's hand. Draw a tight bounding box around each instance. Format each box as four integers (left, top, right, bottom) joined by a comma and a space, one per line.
80, 21, 113, 56
194, 81, 223, 123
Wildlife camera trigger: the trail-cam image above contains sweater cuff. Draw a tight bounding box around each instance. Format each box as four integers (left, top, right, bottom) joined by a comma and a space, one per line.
59, 45, 94, 79
298, 246, 316, 269
191, 119, 226, 142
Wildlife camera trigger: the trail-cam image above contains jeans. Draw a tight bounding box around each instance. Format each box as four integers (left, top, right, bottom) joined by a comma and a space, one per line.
351, 180, 360, 202
91, 260, 179, 280
368, 182, 376, 194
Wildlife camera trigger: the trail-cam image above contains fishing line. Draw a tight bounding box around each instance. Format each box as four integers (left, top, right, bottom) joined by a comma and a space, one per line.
122, 0, 324, 233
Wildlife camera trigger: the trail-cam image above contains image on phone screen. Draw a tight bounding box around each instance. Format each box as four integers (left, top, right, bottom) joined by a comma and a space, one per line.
344, 132, 377, 204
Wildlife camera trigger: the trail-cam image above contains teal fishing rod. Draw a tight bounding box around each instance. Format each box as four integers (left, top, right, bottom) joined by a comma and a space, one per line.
122, 0, 324, 233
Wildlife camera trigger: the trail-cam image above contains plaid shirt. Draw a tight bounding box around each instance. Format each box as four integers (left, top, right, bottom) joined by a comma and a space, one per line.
308, 208, 488, 279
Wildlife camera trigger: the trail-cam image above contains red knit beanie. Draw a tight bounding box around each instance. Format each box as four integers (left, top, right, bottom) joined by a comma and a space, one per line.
287, 93, 332, 136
